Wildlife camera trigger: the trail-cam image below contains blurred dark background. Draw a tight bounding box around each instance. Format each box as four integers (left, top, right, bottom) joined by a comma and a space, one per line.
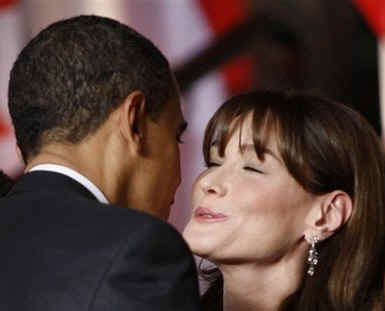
176, 0, 380, 134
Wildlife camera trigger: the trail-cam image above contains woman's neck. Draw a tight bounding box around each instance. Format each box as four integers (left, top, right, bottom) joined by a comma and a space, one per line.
219, 243, 308, 311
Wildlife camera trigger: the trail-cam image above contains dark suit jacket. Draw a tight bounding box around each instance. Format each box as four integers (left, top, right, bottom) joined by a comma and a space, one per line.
0, 171, 200, 310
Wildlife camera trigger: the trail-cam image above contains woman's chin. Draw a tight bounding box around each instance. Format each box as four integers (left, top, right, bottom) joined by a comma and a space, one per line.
183, 235, 211, 258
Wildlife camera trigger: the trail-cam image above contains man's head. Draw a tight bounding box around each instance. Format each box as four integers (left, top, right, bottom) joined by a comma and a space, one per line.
9, 15, 175, 162
8, 15, 186, 219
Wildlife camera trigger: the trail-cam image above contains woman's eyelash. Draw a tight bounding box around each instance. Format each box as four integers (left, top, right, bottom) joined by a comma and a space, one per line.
243, 166, 264, 174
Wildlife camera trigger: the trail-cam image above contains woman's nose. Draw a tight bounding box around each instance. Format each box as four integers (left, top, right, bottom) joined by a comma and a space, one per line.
199, 172, 227, 197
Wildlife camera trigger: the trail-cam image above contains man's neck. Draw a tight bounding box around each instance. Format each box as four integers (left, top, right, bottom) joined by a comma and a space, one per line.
26, 142, 119, 204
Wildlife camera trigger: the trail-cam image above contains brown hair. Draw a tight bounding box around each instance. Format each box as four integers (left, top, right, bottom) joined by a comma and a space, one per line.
200, 91, 385, 311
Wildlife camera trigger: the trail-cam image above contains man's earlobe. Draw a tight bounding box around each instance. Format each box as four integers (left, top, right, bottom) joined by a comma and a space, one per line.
119, 91, 146, 152
305, 191, 353, 242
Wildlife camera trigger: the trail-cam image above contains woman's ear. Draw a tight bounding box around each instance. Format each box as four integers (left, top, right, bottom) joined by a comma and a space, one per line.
118, 90, 146, 154
304, 191, 352, 242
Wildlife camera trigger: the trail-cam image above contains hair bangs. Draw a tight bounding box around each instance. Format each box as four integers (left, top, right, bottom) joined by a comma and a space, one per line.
249, 108, 280, 161
203, 103, 244, 163
203, 95, 277, 164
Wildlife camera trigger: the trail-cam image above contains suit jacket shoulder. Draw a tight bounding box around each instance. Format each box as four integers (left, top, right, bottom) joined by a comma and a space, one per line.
0, 171, 199, 311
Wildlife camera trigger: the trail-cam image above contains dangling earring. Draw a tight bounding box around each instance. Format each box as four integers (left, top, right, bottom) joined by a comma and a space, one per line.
307, 235, 319, 276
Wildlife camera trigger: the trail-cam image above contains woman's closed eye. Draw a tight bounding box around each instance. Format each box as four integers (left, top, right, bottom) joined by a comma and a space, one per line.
243, 166, 264, 174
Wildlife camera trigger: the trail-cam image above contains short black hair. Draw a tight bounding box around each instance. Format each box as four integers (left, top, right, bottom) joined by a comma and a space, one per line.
8, 15, 175, 162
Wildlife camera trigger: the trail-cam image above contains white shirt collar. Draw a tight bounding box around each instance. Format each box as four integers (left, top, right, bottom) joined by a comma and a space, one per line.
29, 164, 109, 204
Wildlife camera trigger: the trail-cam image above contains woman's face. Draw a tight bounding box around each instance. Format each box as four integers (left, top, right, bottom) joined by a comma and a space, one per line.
183, 115, 317, 265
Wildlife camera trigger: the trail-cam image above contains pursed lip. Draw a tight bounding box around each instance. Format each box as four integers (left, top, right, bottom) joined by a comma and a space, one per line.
193, 207, 228, 222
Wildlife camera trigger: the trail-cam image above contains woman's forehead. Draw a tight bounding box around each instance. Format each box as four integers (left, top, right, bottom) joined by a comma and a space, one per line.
211, 115, 280, 158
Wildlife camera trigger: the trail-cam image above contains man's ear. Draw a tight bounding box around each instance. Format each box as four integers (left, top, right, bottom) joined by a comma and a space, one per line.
304, 191, 352, 242
118, 91, 146, 153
